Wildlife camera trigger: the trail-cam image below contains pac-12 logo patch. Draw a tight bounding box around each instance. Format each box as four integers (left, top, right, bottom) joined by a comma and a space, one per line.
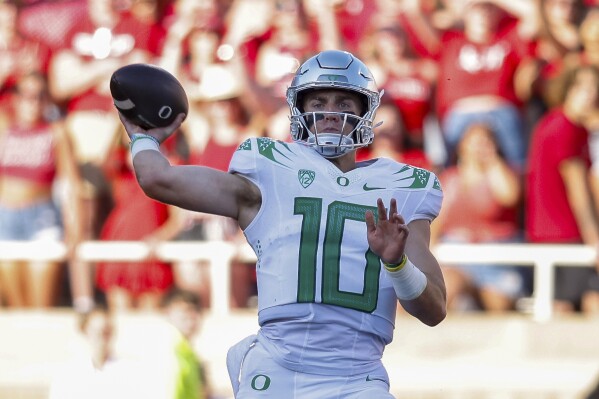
298, 169, 315, 188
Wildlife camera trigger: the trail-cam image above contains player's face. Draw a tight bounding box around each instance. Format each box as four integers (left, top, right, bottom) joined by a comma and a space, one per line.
301, 90, 363, 135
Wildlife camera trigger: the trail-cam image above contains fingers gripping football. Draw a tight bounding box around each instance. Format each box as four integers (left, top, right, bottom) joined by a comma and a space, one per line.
118, 112, 186, 143
110, 63, 188, 131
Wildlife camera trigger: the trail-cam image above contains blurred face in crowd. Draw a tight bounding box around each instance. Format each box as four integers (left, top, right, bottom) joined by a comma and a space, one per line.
189, 29, 220, 62
175, 0, 219, 30
543, 0, 580, 25
373, 27, 408, 63
167, 299, 200, 340
369, 103, 405, 156
14, 74, 47, 126
580, 9, 599, 48
463, 3, 501, 43
564, 66, 599, 121
87, 0, 122, 28
273, 0, 304, 30
458, 123, 499, 164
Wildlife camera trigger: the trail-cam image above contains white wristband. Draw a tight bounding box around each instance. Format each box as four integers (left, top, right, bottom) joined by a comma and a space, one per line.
130, 134, 160, 159
385, 257, 428, 300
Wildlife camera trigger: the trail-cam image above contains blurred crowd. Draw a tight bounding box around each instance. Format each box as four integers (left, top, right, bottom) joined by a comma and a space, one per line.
1, 0, 599, 318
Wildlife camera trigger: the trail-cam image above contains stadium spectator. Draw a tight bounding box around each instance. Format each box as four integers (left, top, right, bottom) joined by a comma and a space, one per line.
231, 0, 317, 140
402, 0, 535, 170
431, 122, 526, 312
158, 0, 225, 77
525, 64, 599, 314
48, 305, 154, 398
94, 133, 184, 312
358, 24, 437, 156
582, 11, 599, 237
356, 102, 433, 172
0, 72, 81, 308
0, 0, 51, 106
161, 288, 210, 399
574, 6, 599, 69
304, 0, 378, 55
515, 0, 589, 131
47, 0, 162, 312
179, 75, 256, 309
173, 69, 254, 309
537, 0, 587, 57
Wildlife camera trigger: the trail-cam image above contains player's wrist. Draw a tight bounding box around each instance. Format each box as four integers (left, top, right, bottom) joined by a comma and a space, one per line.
130, 133, 161, 159
384, 255, 427, 300
130, 133, 160, 145
382, 254, 408, 272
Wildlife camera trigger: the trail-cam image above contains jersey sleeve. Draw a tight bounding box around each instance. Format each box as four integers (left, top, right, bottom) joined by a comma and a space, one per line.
398, 169, 443, 224
228, 138, 259, 185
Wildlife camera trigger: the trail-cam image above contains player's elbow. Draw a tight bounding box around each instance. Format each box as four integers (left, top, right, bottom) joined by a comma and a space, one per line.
423, 304, 447, 327
135, 168, 173, 201
407, 293, 447, 327
412, 303, 446, 327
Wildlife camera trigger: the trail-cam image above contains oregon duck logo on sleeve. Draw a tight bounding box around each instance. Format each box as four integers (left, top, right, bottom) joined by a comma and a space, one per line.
237, 139, 251, 151
298, 169, 315, 188
393, 166, 431, 189
257, 138, 294, 168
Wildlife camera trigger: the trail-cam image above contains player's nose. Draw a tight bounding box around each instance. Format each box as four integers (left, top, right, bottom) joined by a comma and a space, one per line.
323, 111, 341, 121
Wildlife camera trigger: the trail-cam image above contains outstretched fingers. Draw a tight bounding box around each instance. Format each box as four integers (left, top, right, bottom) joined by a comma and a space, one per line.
377, 198, 387, 221
365, 209, 376, 233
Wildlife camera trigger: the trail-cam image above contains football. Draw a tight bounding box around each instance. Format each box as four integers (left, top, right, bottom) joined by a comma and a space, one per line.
110, 63, 188, 130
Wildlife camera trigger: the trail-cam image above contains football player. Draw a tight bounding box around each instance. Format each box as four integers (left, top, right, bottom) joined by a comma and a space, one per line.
118, 49, 447, 398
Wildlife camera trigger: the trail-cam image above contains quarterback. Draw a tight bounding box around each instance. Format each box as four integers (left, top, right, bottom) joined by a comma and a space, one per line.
118, 50, 446, 398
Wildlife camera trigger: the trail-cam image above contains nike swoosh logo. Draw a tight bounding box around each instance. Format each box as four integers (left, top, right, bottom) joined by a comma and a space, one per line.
366, 375, 388, 384
363, 183, 385, 191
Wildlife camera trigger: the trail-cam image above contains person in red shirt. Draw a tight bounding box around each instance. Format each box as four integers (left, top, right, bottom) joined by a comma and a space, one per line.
47, 0, 163, 312
359, 25, 437, 156
402, 0, 535, 171
431, 122, 525, 312
356, 102, 433, 172
0, 72, 82, 308
95, 135, 185, 312
0, 0, 51, 106
525, 64, 599, 314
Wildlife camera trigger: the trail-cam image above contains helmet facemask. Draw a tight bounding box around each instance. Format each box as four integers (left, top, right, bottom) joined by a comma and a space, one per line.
286, 50, 383, 158
291, 108, 377, 158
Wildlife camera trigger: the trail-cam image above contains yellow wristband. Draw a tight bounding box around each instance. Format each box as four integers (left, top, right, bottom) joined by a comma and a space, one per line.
383, 254, 408, 272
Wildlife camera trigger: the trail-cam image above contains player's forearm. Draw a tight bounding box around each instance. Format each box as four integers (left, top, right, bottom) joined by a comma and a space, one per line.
132, 150, 178, 202
396, 222, 447, 326
400, 272, 447, 326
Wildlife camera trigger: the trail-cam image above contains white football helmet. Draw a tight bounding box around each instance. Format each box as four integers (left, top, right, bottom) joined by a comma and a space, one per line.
286, 50, 382, 158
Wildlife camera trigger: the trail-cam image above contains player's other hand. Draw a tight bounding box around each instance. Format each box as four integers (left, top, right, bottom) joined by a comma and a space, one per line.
118, 112, 186, 144
365, 198, 409, 265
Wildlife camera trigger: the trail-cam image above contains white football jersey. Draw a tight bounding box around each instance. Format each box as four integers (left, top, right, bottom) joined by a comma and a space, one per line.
229, 138, 443, 375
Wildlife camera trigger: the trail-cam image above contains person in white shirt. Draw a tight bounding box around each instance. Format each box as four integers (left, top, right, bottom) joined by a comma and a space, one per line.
48, 306, 153, 399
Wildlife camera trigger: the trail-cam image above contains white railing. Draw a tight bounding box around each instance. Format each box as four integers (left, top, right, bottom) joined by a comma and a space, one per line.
0, 240, 595, 322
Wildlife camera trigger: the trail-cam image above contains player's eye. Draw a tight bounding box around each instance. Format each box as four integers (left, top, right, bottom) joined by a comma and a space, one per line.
338, 101, 357, 111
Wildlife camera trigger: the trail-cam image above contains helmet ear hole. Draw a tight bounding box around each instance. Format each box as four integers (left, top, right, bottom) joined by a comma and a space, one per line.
359, 96, 368, 117
296, 92, 306, 113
